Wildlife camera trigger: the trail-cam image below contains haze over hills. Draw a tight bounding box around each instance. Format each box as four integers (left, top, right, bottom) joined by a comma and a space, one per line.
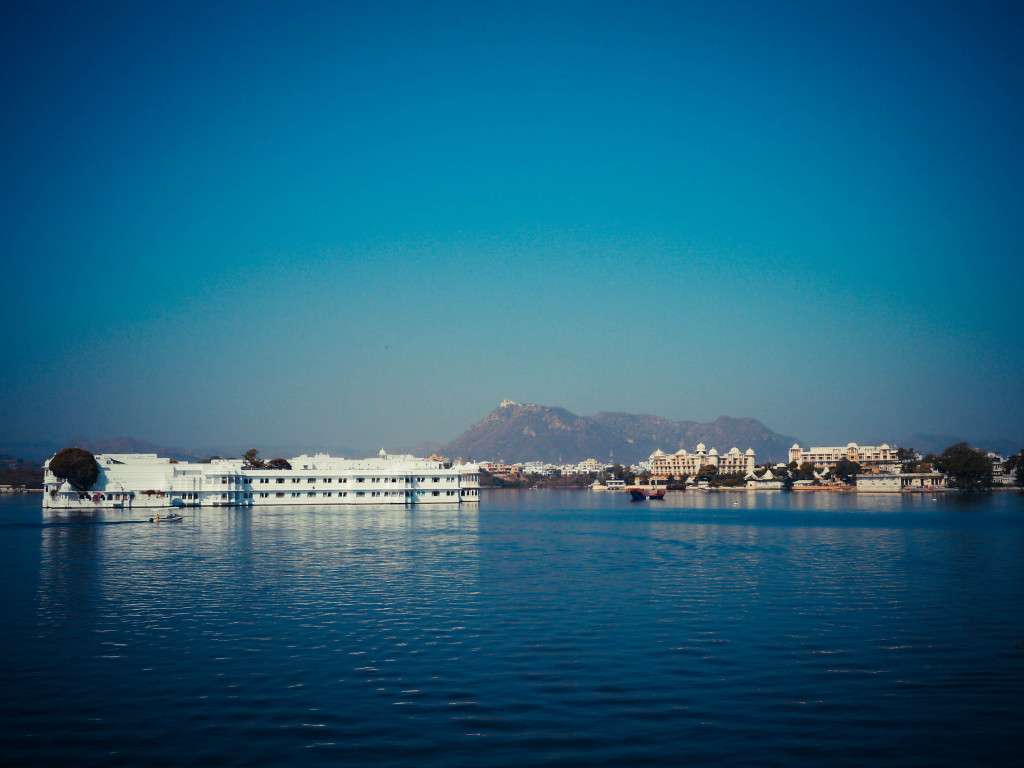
0, 435, 442, 466
5, 436, 211, 464
5, 408, 1020, 467
896, 433, 1023, 459
442, 400, 802, 464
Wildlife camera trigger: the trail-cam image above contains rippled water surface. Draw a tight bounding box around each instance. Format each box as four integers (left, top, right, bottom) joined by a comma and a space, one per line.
2, 490, 1023, 766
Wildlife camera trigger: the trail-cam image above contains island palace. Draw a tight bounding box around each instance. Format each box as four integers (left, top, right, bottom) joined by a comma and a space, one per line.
43, 450, 481, 510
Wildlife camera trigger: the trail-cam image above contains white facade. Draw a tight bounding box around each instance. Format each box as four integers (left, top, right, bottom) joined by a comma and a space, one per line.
789, 442, 896, 470
591, 478, 627, 491
854, 474, 902, 492
650, 443, 756, 478
855, 472, 946, 492
744, 468, 785, 489
43, 451, 481, 510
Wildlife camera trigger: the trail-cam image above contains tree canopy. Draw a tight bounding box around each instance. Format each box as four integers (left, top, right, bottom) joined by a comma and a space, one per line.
1002, 449, 1024, 487
243, 449, 266, 469
696, 464, 719, 481
830, 458, 862, 483
933, 442, 992, 489
267, 458, 292, 470
793, 462, 817, 481
611, 463, 636, 484
49, 448, 100, 491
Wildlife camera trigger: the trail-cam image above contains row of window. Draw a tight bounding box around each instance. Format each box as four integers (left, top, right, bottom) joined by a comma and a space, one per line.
218, 490, 465, 500
240, 476, 456, 485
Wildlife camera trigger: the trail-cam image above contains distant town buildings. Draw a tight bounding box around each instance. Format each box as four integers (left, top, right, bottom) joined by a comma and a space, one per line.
471, 439, 1020, 493
478, 457, 615, 478
649, 444, 756, 478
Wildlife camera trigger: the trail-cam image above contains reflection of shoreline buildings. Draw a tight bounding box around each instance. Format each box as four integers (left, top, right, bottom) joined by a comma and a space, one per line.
789, 442, 896, 471
650, 443, 756, 478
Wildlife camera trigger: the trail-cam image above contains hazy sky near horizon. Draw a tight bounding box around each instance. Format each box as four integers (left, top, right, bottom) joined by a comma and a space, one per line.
2, 0, 1023, 451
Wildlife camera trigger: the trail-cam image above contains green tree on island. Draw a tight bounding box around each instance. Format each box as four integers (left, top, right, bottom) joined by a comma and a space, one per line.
932, 442, 992, 489
793, 462, 817, 481
713, 471, 748, 488
830, 458, 862, 484
696, 464, 718, 481
1004, 449, 1024, 487
243, 449, 266, 469
48, 448, 100, 491
612, 464, 636, 484
267, 458, 292, 470
896, 447, 920, 472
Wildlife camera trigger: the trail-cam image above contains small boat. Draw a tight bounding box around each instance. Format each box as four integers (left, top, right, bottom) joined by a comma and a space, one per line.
628, 488, 647, 501
149, 512, 183, 523
647, 489, 666, 500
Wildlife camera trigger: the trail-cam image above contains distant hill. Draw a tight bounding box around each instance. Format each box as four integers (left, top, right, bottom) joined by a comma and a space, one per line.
62, 436, 208, 463
442, 401, 801, 464
4, 420, 1017, 469
592, 412, 801, 464
0, 436, 439, 465
0, 437, 209, 464
0, 440, 65, 464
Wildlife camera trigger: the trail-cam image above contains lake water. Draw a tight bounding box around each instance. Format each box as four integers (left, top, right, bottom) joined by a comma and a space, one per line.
1, 490, 1023, 766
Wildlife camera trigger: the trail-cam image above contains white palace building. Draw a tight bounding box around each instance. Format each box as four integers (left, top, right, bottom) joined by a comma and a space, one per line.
650, 443, 756, 478
43, 450, 481, 510
788, 442, 896, 471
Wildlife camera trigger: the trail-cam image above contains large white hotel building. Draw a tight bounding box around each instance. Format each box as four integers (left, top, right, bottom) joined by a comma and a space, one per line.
788, 442, 896, 470
650, 443, 756, 478
43, 450, 481, 510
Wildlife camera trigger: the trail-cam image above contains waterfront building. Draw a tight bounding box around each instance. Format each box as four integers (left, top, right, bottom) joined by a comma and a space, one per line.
485, 463, 520, 477
745, 468, 785, 489
649, 444, 756, 478
856, 472, 946, 492
43, 450, 480, 510
520, 461, 555, 476
789, 442, 896, 470
590, 478, 627, 491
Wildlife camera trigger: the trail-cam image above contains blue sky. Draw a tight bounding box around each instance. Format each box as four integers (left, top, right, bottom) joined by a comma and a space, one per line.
2, 0, 1022, 452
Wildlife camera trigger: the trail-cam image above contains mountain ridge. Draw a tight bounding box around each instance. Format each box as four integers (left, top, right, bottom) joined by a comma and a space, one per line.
5, 410, 1019, 466
441, 401, 801, 464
